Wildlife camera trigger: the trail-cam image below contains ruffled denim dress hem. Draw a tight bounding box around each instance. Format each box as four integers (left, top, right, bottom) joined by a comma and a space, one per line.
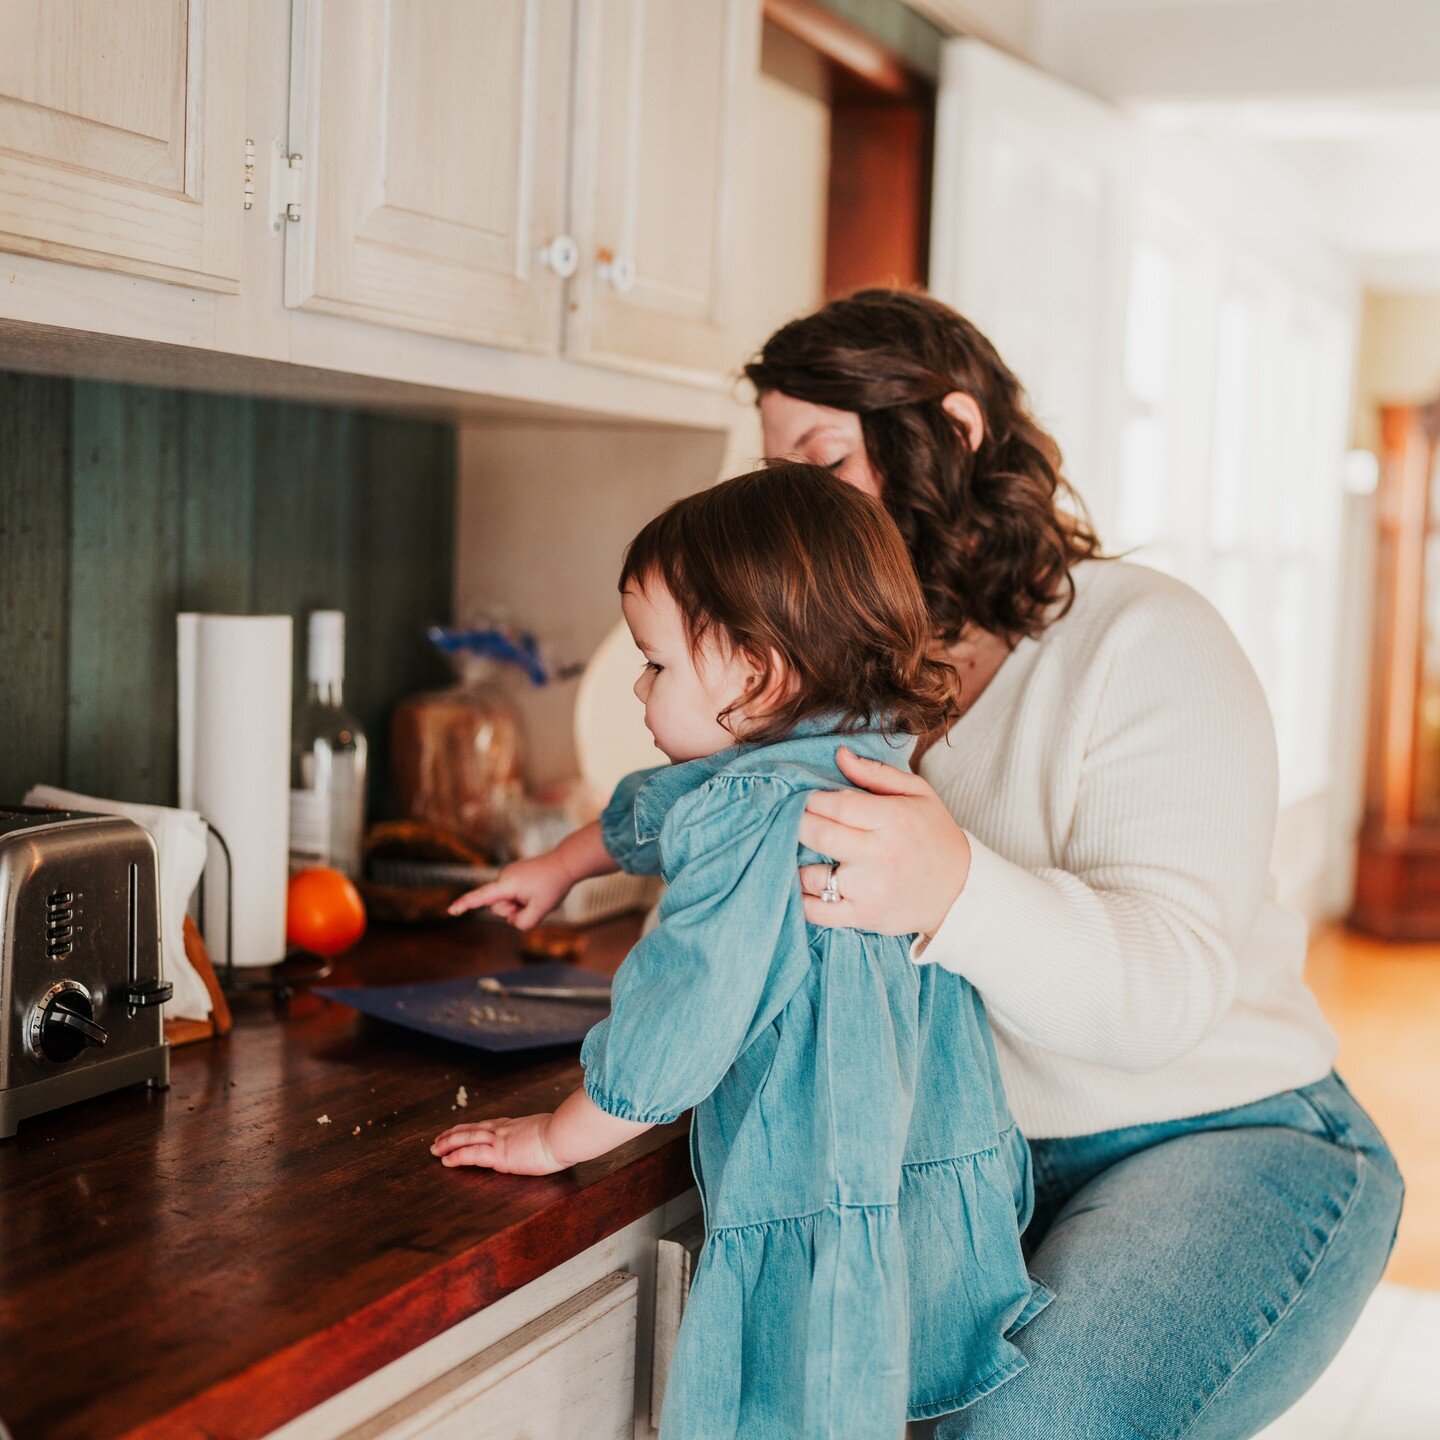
584, 712, 1051, 1439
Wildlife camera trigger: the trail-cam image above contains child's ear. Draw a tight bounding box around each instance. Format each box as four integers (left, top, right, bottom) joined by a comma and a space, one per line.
737, 646, 792, 717
755, 647, 795, 704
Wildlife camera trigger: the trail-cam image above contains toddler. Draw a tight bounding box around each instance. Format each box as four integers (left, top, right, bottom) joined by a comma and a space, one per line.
433, 462, 1051, 1439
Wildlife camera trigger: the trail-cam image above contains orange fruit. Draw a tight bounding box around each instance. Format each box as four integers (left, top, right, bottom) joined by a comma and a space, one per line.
287, 867, 367, 957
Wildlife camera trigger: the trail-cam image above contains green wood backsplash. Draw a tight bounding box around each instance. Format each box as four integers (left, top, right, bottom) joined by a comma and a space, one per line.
0, 370, 455, 815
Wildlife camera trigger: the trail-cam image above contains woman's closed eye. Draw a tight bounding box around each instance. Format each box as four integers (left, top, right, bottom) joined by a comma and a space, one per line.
823, 455, 848, 472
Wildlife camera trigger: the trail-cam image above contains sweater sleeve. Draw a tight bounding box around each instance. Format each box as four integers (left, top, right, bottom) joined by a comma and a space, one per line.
911, 583, 1277, 1073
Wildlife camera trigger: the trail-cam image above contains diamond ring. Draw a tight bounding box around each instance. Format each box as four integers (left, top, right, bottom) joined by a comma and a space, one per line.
820, 861, 842, 904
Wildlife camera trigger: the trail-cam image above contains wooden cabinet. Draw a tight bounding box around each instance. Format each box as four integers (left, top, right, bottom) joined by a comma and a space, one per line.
285, 0, 574, 352
286, 0, 757, 379
339, 1274, 639, 1440
1352, 399, 1440, 940
566, 0, 757, 384
0, 0, 246, 291
0, 0, 758, 401
263, 1190, 701, 1440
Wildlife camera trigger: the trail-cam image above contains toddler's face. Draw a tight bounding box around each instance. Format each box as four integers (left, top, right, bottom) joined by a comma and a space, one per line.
622, 580, 770, 762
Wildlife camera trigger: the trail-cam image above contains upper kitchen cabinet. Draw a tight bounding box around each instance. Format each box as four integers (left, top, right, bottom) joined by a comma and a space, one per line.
284, 0, 574, 351
285, 0, 759, 380
565, 0, 760, 385
0, 0, 245, 291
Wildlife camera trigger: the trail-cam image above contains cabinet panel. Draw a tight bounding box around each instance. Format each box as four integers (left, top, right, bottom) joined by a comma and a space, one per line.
930, 39, 1132, 513
567, 0, 760, 385
286, 0, 573, 352
0, 0, 244, 290
340, 1273, 638, 1440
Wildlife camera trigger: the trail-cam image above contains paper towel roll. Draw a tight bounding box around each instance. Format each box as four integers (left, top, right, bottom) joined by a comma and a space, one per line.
177, 615, 293, 968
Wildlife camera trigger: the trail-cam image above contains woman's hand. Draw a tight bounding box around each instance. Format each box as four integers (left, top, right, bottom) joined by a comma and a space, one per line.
431, 1113, 565, 1175
799, 745, 972, 938
448, 854, 571, 928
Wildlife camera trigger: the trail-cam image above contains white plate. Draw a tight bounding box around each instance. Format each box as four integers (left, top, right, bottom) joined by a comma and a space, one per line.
573, 619, 666, 800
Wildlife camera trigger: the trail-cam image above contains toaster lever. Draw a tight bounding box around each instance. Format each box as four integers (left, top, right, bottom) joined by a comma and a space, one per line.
126, 980, 174, 1010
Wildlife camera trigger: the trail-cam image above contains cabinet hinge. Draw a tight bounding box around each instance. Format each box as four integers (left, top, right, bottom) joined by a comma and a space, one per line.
268, 141, 305, 232
243, 137, 256, 211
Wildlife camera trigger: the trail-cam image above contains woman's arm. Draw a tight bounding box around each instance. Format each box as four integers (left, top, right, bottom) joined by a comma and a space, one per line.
798, 588, 1277, 1074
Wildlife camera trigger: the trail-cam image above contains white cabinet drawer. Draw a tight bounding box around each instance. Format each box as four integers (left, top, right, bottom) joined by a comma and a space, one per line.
340, 1273, 638, 1440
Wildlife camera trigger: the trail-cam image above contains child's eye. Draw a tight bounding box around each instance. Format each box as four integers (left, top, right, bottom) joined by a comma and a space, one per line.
642, 661, 662, 674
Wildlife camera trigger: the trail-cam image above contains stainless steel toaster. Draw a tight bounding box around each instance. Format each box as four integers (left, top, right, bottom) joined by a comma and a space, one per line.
0, 806, 172, 1139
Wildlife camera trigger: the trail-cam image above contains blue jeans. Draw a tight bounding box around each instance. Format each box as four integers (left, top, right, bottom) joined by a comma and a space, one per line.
918, 1071, 1404, 1439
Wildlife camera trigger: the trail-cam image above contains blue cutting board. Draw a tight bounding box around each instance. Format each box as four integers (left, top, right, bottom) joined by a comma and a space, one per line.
314, 962, 612, 1053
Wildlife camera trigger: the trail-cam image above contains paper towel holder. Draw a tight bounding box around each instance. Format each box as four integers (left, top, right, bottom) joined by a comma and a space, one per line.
196, 819, 332, 1001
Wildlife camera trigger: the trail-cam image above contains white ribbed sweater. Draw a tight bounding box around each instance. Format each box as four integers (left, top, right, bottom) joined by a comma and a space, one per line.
910, 560, 1337, 1138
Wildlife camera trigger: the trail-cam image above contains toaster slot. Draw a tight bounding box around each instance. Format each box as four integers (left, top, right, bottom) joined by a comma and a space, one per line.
127, 861, 139, 985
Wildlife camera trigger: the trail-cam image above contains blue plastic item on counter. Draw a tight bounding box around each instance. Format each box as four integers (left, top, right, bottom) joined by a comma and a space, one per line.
314, 962, 610, 1052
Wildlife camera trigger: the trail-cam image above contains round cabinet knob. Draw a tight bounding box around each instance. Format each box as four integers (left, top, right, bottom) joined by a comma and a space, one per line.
598, 253, 636, 294
539, 234, 579, 279
29, 981, 108, 1066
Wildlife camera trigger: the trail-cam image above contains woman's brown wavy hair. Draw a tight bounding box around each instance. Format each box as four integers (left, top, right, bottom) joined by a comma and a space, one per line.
619, 462, 960, 748
744, 288, 1104, 646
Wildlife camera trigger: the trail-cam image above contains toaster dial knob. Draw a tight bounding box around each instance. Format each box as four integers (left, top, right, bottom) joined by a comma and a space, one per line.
28, 981, 109, 1065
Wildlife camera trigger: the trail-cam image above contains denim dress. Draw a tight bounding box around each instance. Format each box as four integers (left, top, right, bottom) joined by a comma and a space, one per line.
583, 710, 1052, 1439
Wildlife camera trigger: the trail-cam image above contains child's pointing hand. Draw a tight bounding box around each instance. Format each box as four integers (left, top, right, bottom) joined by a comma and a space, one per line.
448, 854, 572, 929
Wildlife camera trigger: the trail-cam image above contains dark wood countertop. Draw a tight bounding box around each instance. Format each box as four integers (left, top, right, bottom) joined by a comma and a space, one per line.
0, 913, 693, 1440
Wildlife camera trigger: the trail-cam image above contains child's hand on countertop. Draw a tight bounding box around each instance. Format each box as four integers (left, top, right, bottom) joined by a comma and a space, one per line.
431, 1113, 567, 1175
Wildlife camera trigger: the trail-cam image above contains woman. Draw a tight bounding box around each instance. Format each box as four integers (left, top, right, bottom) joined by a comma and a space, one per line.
746, 289, 1404, 1440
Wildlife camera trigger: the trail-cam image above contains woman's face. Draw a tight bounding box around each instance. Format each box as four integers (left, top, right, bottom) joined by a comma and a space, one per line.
758, 391, 884, 500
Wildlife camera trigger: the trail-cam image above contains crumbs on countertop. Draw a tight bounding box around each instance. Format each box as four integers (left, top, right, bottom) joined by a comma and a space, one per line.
317, 1114, 330, 1126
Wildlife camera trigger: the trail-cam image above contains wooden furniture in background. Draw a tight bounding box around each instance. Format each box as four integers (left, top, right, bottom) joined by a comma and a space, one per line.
162, 915, 234, 1048
1352, 397, 1440, 938
764, 0, 935, 295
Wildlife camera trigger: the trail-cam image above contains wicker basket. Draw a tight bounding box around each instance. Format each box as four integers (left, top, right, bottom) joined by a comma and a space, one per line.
553, 870, 662, 925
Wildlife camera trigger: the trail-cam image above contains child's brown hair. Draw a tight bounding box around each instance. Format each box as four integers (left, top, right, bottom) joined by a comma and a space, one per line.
618, 461, 960, 748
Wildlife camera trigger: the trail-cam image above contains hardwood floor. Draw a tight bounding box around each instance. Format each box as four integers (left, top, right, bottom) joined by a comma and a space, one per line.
1306, 925, 1440, 1291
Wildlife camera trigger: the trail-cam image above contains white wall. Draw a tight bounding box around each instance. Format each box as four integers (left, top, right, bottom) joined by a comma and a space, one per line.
929, 38, 1361, 919
1032, 0, 1440, 106
453, 420, 732, 789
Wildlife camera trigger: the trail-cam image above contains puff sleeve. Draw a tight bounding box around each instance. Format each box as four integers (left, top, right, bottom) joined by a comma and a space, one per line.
597, 764, 668, 876
581, 775, 808, 1125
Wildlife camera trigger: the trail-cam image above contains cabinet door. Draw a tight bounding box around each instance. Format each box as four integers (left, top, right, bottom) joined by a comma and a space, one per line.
930, 39, 1133, 518
285, 0, 573, 351
339, 1273, 638, 1440
566, 0, 760, 385
0, 0, 245, 290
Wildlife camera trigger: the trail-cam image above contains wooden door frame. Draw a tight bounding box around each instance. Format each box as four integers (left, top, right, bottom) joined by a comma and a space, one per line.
762, 0, 935, 296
